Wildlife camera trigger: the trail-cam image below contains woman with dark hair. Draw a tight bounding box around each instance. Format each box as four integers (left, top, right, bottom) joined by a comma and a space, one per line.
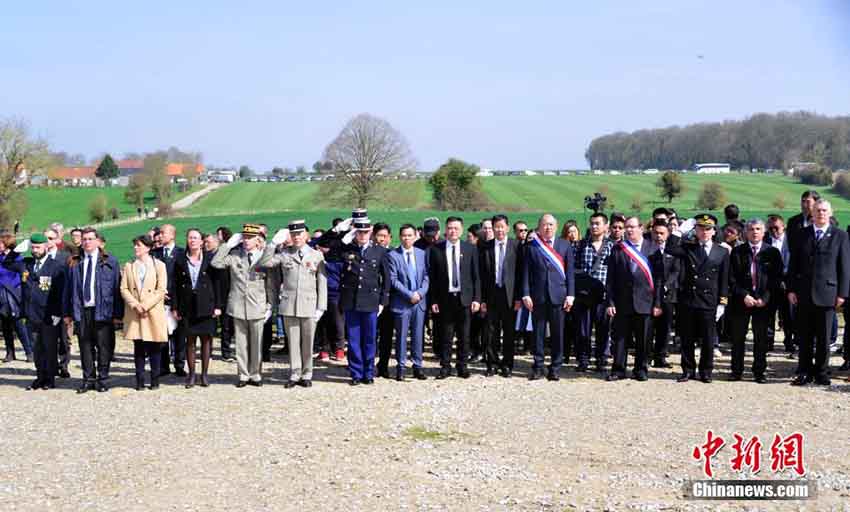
0, 233, 34, 363
560, 220, 581, 368
560, 220, 581, 244
173, 228, 221, 388
120, 235, 168, 390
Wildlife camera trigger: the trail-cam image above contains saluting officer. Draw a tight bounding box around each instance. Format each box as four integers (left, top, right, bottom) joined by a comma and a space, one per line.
20, 234, 66, 390
211, 223, 273, 387
670, 214, 729, 383
339, 211, 390, 385
260, 220, 328, 389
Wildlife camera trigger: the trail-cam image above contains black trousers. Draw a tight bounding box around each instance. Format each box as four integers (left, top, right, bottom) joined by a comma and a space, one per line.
680, 306, 717, 378
160, 321, 186, 371
438, 294, 470, 370
611, 312, 652, 376
470, 312, 484, 355
133, 340, 162, 381
796, 303, 834, 379
532, 302, 564, 371
262, 315, 275, 362
767, 292, 795, 352
376, 307, 395, 371
316, 300, 346, 353
651, 302, 675, 360
78, 307, 114, 383
486, 288, 515, 370
57, 320, 70, 371
729, 306, 771, 378
219, 314, 234, 358
29, 322, 59, 385
843, 303, 850, 362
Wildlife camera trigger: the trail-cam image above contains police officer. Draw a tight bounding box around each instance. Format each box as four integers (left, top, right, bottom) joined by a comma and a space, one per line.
339, 211, 390, 385
261, 220, 328, 388
19, 234, 66, 390
670, 214, 729, 383
211, 224, 272, 387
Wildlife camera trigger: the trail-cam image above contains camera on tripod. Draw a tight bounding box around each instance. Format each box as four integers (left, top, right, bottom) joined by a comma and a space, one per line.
584, 192, 607, 212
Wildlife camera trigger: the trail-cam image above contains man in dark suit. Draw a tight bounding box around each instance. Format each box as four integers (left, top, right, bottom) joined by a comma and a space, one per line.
786, 190, 819, 251
766, 214, 795, 357
605, 216, 660, 381
479, 214, 520, 377
645, 208, 681, 249
670, 214, 729, 383
62, 228, 123, 393
788, 199, 850, 386
427, 216, 481, 379
386, 224, 429, 381
728, 219, 783, 383
151, 224, 187, 377
21, 235, 66, 390
44, 226, 72, 379
521, 214, 576, 381
649, 219, 680, 368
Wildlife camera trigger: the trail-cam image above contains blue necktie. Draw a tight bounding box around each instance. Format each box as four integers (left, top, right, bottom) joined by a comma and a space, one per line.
83, 255, 93, 303
406, 251, 416, 290
815, 229, 823, 241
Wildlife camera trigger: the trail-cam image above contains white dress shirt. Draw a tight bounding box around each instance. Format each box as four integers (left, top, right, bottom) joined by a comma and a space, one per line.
445, 241, 461, 293
83, 248, 99, 307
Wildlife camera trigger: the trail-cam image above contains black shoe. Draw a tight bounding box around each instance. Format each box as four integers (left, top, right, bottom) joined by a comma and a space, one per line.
76, 383, 93, 394
362, 378, 374, 385
135, 378, 144, 391
755, 375, 768, 384
96, 382, 108, 392
458, 368, 471, 379
676, 373, 693, 383
700, 375, 712, 384
396, 368, 406, 382
528, 369, 544, 381
284, 381, 298, 389
249, 380, 262, 387
500, 367, 512, 378
576, 363, 588, 372
59, 369, 71, 379
150, 380, 160, 390
436, 369, 450, 380
299, 380, 312, 388
484, 367, 495, 377
2, 353, 14, 363
25, 354, 34, 363
814, 376, 831, 386
790, 375, 811, 386
729, 374, 743, 382
42, 382, 54, 390
26, 379, 42, 391
185, 374, 196, 389
413, 368, 427, 380
606, 373, 620, 382
839, 361, 850, 371
635, 372, 648, 382
349, 379, 360, 386
236, 381, 248, 388
546, 368, 560, 381
174, 368, 188, 377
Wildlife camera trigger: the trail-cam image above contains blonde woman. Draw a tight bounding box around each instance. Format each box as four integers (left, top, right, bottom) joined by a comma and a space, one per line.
120, 235, 168, 390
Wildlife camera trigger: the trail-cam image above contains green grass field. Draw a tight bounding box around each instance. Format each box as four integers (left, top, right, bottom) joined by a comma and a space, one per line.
45, 173, 848, 261
18, 185, 196, 232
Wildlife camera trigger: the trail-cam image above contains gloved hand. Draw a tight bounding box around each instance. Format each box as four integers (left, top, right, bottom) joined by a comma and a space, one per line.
225, 233, 243, 249
333, 218, 353, 233
51, 316, 61, 326
272, 228, 290, 245
14, 239, 30, 253
715, 304, 725, 322
342, 230, 356, 245
678, 218, 696, 235
314, 309, 325, 322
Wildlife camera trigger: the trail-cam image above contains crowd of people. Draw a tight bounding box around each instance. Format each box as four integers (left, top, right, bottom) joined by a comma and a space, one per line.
3, 189, 849, 392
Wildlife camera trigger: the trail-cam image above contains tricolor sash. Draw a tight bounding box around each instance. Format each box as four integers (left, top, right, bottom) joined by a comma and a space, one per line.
531, 237, 566, 280
621, 240, 654, 292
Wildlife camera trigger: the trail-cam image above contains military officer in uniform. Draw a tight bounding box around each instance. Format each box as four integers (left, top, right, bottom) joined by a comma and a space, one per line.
670, 214, 729, 383
260, 220, 327, 388
19, 235, 66, 390
339, 212, 390, 385
211, 224, 272, 387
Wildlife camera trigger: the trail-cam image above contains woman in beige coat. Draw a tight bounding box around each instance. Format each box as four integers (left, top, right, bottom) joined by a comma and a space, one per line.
120, 235, 168, 390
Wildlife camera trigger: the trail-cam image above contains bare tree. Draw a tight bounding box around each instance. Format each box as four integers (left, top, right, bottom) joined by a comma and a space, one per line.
322, 113, 417, 207
0, 117, 51, 227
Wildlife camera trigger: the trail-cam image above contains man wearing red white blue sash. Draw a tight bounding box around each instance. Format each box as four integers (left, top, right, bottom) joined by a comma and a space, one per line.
605, 216, 662, 382
520, 214, 575, 381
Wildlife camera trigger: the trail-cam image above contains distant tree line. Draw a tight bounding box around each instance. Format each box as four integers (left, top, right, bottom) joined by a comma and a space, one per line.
585, 111, 850, 171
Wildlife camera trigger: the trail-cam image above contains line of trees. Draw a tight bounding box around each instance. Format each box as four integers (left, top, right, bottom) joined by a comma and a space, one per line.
585, 111, 850, 171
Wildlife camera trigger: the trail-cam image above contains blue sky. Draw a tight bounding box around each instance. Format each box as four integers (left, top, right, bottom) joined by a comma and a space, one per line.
2, 1, 848, 171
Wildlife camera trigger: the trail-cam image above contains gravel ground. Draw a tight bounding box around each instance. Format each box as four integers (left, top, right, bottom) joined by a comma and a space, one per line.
1, 335, 848, 512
